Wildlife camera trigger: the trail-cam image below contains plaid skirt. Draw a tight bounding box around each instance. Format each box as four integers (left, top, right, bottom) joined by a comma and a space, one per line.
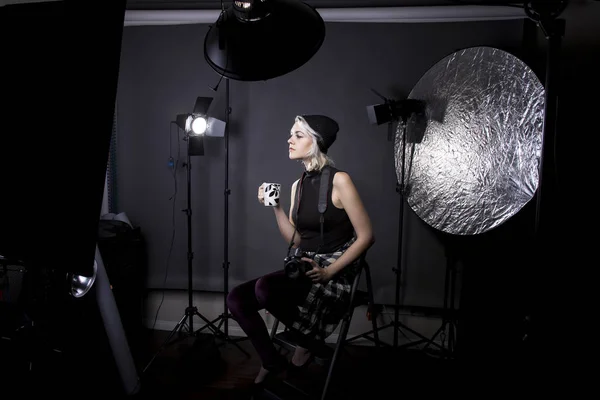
290, 237, 359, 342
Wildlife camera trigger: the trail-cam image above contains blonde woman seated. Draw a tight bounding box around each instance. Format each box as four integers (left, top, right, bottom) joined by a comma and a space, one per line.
227, 114, 375, 389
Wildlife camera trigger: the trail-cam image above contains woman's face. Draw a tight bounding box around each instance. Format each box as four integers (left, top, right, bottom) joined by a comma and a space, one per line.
288, 121, 313, 161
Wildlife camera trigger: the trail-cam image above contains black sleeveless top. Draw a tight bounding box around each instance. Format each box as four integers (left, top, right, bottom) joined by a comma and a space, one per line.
292, 166, 355, 253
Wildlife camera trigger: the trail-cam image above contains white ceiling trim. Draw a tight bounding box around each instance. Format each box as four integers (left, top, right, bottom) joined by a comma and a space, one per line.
124, 5, 526, 26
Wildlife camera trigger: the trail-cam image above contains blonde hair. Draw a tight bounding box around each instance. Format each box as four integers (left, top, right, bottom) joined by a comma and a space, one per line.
294, 115, 335, 172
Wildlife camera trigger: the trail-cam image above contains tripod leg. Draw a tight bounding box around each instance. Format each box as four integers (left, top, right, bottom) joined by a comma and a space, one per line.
194, 315, 222, 335
421, 322, 446, 352
193, 310, 251, 357
421, 246, 458, 358
192, 310, 225, 336
422, 264, 450, 355
448, 260, 458, 354
225, 336, 251, 357
345, 320, 393, 346
142, 312, 188, 375
193, 311, 234, 339
224, 312, 251, 342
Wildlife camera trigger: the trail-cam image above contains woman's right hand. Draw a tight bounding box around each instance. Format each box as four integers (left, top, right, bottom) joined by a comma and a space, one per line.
257, 183, 265, 205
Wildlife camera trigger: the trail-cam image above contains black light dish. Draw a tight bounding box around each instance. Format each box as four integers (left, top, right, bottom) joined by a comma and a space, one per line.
204, 0, 326, 81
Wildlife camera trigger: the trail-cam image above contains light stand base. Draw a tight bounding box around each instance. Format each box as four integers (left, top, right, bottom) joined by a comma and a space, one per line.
141, 306, 226, 375
346, 309, 447, 352
421, 287, 457, 358
423, 319, 456, 358
195, 313, 251, 356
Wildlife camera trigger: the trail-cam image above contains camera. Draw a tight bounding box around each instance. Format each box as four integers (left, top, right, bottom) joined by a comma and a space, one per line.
284, 248, 311, 280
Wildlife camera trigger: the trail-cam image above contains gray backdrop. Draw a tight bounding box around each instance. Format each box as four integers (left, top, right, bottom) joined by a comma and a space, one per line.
115, 19, 526, 307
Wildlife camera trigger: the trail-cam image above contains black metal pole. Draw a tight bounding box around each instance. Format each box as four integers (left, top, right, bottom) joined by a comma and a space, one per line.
393, 119, 408, 348
534, 16, 564, 239
223, 78, 231, 337
186, 135, 194, 334
525, 4, 565, 359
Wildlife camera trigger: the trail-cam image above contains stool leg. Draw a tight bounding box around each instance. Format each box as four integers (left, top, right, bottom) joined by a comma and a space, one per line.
364, 262, 380, 347
321, 316, 352, 400
270, 317, 280, 340
321, 267, 362, 400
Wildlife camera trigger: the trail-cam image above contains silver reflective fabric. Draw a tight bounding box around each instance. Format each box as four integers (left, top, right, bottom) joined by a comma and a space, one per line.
395, 46, 545, 235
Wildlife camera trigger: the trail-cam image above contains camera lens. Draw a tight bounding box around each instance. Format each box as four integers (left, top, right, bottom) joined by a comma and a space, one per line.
285, 258, 302, 279
284, 250, 310, 280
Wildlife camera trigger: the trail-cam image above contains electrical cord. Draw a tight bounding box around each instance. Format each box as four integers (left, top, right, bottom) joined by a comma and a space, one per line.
151, 122, 181, 330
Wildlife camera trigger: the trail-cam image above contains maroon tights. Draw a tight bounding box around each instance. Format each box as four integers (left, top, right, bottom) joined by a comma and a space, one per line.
226, 270, 313, 369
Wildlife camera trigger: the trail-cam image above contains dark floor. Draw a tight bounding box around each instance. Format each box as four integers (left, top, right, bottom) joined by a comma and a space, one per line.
0, 297, 466, 399
132, 328, 461, 400
1, 320, 537, 399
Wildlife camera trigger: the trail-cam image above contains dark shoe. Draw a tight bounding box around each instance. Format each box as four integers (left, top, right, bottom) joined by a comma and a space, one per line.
263, 353, 289, 376
249, 381, 265, 399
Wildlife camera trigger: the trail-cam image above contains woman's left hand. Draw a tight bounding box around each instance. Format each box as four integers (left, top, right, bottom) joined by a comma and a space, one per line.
302, 258, 332, 284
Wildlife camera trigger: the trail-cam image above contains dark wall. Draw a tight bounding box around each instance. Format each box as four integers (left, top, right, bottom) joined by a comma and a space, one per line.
115, 19, 527, 312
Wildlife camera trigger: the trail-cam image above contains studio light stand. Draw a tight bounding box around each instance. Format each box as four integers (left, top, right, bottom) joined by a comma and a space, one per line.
419, 0, 568, 353
356, 2, 563, 362
359, 94, 447, 352
193, 78, 250, 357
367, 103, 462, 361
526, 2, 564, 244
201, 0, 327, 358
142, 121, 237, 375
522, 0, 566, 350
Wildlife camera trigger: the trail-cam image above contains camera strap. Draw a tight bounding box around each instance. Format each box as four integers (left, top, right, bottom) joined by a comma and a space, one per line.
316, 167, 330, 253
287, 172, 305, 255
287, 166, 331, 255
